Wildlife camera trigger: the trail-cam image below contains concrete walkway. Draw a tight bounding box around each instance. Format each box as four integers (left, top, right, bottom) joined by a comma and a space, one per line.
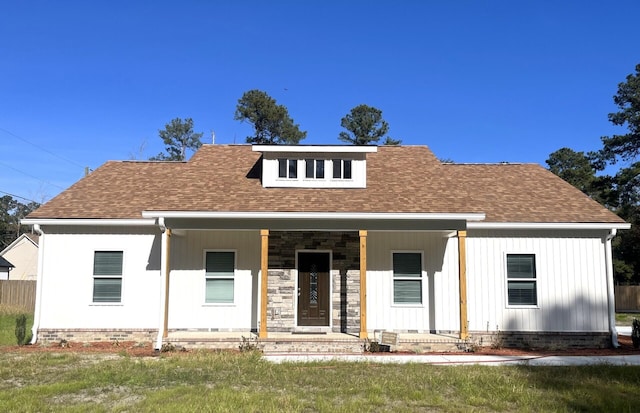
263, 353, 640, 366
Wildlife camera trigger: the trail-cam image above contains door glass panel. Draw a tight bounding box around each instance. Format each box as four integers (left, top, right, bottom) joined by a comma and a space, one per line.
309, 264, 318, 304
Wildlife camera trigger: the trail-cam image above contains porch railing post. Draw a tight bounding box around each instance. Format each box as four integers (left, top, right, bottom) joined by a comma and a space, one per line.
359, 230, 368, 339
259, 229, 269, 338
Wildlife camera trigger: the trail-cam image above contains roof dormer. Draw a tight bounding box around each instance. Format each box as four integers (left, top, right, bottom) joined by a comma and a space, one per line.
252, 145, 377, 188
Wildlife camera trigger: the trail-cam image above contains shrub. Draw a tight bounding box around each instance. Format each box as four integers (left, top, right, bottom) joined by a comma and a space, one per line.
632, 318, 640, 349
238, 335, 260, 352
15, 314, 27, 346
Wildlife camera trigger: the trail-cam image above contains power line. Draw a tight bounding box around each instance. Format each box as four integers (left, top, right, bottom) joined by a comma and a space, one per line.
0, 190, 40, 204
0, 127, 86, 169
0, 161, 66, 190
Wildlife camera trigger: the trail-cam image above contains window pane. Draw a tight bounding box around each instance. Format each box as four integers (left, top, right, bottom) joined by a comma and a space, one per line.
343, 160, 352, 179
206, 252, 234, 277
508, 281, 537, 305
278, 159, 287, 178
94, 251, 123, 275
394, 280, 422, 304
332, 159, 341, 178
507, 254, 535, 279
316, 160, 324, 178
288, 159, 297, 178
93, 278, 122, 302
393, 253, 421, 277
206, 279, 234, 303
305, 159, 314, 178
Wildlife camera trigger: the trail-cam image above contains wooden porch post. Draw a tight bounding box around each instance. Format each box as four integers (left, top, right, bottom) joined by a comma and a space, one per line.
359, 230, 368, 339
458, 230, 469, 340
259, 229, 269, 338
162, 229, 172, 338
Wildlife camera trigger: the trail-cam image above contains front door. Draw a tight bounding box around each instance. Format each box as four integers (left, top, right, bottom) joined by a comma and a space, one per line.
297, 252, 330, 326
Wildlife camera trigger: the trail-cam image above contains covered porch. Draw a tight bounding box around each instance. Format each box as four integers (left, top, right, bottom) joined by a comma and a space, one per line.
143, 211, 485, 350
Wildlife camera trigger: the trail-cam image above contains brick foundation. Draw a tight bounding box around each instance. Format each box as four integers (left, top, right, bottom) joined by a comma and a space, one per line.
470, 331, 612, 349
37, 329, 156, 344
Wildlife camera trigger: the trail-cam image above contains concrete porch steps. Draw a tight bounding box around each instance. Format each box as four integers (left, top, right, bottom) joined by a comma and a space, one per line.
164, 332, 470, 354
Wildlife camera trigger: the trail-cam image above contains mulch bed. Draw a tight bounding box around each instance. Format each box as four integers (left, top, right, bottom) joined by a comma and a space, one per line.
3, 335, 638, 358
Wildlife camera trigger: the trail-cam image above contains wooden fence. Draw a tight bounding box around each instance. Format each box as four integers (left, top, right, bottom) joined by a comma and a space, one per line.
615, 285, 640, 312
0, 280, 36, 312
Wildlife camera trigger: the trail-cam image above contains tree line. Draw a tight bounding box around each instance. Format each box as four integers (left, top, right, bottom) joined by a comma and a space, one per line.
151, 92, 400, 161
546, 64, 639, 284
0, 195, 40, 249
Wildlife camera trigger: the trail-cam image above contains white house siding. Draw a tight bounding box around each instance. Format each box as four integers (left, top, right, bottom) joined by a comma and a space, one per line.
366, 231, 460, 333
466, 229, 610, 333
168, 230, 260, 331
38, 227, 160, 330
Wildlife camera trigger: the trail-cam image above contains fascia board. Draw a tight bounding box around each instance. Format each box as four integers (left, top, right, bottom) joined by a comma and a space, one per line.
468, 222, 631, 230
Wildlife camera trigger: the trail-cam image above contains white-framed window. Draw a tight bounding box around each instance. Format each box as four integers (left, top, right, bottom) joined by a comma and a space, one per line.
278, 158, 297, 179
506, 254, 537, 306
93, 251, 123, 303
332, 159, 352, 179
393, 252, 422, 304
205, 251, 235, 303
305, 159, 325, 179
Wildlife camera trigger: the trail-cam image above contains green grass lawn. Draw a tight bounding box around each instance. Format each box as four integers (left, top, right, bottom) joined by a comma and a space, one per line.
0, 351, 639, 412
616, 312, 639, 326
0, 305, 33, 346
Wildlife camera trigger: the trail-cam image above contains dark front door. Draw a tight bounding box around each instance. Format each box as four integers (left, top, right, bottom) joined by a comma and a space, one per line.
297, 252, 330, 326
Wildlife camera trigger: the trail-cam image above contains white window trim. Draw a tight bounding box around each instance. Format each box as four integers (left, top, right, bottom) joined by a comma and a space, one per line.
203, 249, 237, 306
504, 252, 539, 309
90, 250, 124, 306
390, 250, 425, 308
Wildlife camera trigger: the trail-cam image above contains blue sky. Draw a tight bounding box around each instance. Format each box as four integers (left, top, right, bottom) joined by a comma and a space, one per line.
1, 1, 638, 204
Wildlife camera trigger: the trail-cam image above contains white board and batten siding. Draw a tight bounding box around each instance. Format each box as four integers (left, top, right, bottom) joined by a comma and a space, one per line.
366, 232, 461, 333
38, 227, 160, 329
465, 229, 610, 333
168, 230, 260, 331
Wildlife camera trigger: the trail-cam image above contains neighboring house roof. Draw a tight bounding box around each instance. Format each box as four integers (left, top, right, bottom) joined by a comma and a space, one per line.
1, 233, 39, 256
0, 256, 14, 269
27, 145, 625, 224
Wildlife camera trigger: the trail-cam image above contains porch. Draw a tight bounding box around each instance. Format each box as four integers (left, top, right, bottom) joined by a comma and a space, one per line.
164, 330, 471, 354
147, 211, 484, 350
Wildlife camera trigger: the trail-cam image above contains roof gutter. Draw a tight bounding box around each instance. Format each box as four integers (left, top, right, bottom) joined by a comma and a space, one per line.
30, 224, 45, 345
141, 211, 487, 221
468, 222, 631, 230
21, 218, 157, 226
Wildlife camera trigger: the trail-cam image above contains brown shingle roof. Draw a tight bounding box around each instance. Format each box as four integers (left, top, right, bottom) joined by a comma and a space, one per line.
28, 145, 624, 223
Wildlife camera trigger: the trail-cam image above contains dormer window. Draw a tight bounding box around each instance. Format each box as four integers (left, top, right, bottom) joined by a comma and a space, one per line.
305, 159, 325, 179
332, 159, 352, 180
278, 159, 297, 179
254, 145, 376, 188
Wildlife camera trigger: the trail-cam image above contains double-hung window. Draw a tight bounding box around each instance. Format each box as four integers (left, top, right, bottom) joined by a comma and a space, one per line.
506, 254, 537, 306
205, 251, 235, 303
393, 252, 422, 304
278, 158, 297, 179
93, 251, 123, 303
332, 159, 352, 179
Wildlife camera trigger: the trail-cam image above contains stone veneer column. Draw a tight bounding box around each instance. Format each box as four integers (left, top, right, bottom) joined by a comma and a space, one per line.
259, 229, 269, 338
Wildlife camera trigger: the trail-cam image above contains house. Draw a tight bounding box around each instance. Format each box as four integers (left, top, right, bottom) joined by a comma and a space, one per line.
0, 233, 39, 281
22, 145, 630, 351
0, 256, 14, 280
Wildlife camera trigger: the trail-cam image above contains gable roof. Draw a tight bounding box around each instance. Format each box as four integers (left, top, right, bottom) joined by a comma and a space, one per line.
27, 144, 625, 224
0, 256, 14, 269
1, 233, 39, 256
